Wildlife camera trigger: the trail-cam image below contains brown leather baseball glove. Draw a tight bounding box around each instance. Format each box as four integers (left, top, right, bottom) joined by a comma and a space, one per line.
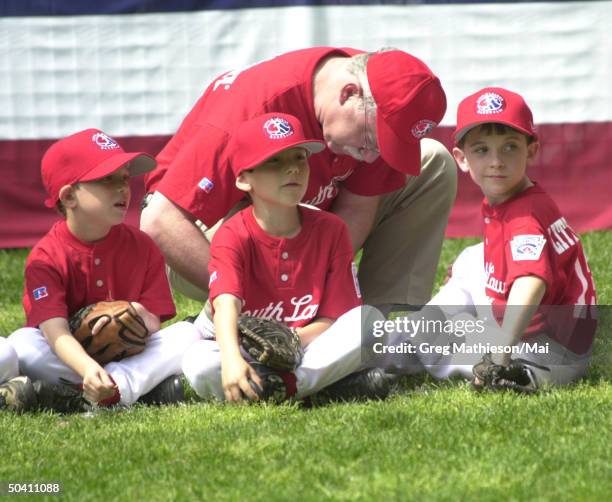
68, 301, 149, 366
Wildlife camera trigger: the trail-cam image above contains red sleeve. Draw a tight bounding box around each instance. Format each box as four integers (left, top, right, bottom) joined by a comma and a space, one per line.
504, 215, 553, 291
207, 224, 245, 305
23, 254, 69, 328
154, 124, 245, 228
342, 157, 406, 196
137, 238, 176, 322
317, 220, 363, 319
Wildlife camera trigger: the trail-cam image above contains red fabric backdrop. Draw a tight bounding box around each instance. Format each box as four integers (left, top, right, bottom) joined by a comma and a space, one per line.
1, 123, 610, 248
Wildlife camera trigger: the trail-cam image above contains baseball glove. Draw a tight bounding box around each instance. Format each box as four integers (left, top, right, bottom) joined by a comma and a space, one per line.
68, 301, 149, 366
472, 353, 538, 394
238, 315, 303, 372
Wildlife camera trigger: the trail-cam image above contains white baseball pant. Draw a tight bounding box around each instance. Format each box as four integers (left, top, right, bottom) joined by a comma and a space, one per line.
7, 322, 202, 405
426, 243, 592, 385
182, 305, 384, 401
0, 337, 19, 384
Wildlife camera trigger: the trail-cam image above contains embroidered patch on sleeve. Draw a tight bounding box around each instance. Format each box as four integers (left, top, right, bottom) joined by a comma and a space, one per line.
32, 286, 49, 300
198, 177, 214, 193
510, 235, 546, 261
209, 270, 218, 286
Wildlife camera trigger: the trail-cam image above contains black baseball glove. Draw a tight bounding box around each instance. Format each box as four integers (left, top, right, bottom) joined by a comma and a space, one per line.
472, 354, 538, 394
237, 316, 303, 372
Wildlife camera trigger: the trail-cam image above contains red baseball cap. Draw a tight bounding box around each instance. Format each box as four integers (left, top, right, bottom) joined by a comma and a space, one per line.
366, 50, 447, 175
453, 87, 538, 143
229, 113, 325, 176
41, 128, 156, 208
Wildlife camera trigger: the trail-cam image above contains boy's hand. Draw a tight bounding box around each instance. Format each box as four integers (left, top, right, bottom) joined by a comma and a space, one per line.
82, 366, 118, 403
68, 301, 150, 365
129, 301, 161, 334
221, 354, 263, 403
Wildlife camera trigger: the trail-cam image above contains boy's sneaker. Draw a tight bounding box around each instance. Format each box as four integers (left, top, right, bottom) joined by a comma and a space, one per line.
306, 368, 399, 406
32, 380, 92, 413
138, 375, 185, 405
0, 376, 38, 413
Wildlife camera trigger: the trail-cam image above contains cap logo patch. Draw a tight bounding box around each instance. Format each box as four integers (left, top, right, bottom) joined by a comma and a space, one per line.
264, 117, 293, 140
476, 92, 505, 115
92, 132, 120, 150
411, 119, 437, 139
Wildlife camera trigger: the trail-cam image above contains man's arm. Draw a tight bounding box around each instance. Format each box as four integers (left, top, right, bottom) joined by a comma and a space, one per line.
329, 186, 380, 252
140, 191, 211, 290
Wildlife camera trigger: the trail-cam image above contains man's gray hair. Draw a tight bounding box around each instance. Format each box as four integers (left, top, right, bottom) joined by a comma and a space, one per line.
347, 47, 398, 111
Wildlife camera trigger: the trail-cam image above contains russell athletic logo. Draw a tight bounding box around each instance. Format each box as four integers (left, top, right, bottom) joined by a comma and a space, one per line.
198, 177, 215, 193
32, 286, 49, 301
411, 119, 437, 139
92, 132, 120, 150
476, 92, 505, 115
264, 117, 294, 139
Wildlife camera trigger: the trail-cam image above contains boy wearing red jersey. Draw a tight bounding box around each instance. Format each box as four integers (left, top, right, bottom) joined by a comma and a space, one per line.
426, 88, 597, 387
6, 129, 201, 411
182, 113, 385, 402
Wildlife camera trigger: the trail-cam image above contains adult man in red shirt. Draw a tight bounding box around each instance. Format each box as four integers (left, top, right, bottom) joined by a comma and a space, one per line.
140, 47, 457, 313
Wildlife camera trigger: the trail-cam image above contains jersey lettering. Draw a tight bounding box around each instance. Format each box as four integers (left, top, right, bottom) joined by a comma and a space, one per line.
548, 217, 578, 255
303, 169, 354, 206
212, 57, 274, 92
242, 294, 319, 323
485, 262, 507, 295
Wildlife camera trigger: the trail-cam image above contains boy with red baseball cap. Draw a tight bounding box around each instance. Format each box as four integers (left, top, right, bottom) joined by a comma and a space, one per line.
182, 113, 390, 403
5, 129, 201, 412
423, 87, 597, 388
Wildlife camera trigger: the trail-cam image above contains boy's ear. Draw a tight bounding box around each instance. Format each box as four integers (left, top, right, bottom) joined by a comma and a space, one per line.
527, 140, 540, 162
58, 184, 77, 208
452, 147, 470, 173
235, 174, 252, 192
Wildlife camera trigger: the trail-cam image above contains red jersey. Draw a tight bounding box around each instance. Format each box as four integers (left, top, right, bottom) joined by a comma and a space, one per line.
145, 47, 406, 228
24, 221, 176, 328
208, 205, 362, 328
482, 184, 597, 353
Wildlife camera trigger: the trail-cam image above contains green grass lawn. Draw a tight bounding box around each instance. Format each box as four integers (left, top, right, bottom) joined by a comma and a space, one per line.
1, 232, 611, 501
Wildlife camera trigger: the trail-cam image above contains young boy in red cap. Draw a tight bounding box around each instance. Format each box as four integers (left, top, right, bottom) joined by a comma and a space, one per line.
182, 113, 390, 403
5, 129, 201, 412
424, 87, 597, 387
